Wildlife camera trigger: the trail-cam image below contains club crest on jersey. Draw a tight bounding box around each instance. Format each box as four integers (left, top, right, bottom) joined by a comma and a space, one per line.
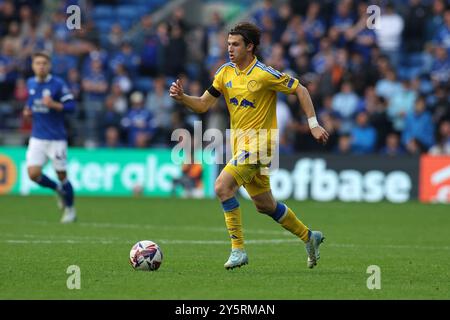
225, 81, 232, 88
247, 80, 260, 92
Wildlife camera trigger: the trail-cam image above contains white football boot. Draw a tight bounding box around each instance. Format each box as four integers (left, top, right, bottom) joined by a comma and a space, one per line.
224, 248, 248, 270
60, 207, 77, 224
305, 230, 325, 268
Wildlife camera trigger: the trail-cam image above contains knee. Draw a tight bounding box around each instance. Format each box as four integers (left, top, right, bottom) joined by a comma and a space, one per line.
56, 172, 67, 182
27, 169, 41, 182
214, 177, 233, 200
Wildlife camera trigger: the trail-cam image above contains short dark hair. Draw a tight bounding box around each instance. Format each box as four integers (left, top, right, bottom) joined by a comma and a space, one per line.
32, 51, 51, 61
229, 22, 261, 54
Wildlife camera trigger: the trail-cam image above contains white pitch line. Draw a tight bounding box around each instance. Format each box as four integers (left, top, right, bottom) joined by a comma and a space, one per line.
3, 238, 296, 245
27, 220, 290, 236
2, 238, 450, 250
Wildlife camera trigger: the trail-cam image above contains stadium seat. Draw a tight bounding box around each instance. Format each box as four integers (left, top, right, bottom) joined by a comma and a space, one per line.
92, 5, 115, 20
116, 5, 141, 20
118, 19, 133, 31
134, 77, 154, 92
95, 19, 113, 34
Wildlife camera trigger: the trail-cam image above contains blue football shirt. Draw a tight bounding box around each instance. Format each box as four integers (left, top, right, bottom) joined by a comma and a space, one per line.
26, 74, 74, 140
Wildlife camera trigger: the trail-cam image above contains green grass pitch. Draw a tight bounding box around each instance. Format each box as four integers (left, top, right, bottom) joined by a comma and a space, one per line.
0, 195, 449, 299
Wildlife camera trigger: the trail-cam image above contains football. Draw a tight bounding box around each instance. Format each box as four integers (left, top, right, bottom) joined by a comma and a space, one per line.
129, 240, 163, 271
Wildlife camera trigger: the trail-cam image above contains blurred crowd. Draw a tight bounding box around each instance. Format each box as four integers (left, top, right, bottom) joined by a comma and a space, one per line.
0, 0, 449, 155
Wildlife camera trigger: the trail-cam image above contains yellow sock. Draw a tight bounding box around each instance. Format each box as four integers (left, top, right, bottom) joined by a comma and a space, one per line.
272, 203, 310, 242
222, 197, 244, 249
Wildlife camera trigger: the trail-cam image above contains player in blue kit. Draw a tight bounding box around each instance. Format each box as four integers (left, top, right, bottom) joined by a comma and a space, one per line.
23, 52, 77, 223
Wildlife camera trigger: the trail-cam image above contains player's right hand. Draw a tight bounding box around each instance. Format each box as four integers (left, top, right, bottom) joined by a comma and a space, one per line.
169, 79, 184, 101
311, 125, 329, 145
23, 107, 32, 118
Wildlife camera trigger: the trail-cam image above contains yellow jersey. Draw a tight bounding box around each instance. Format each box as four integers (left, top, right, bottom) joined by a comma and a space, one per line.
210, 56, 299, 160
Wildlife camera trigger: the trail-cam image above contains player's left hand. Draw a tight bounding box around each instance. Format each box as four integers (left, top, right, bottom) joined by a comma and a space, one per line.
42, 95, 54, 108
311, 126, 329, 145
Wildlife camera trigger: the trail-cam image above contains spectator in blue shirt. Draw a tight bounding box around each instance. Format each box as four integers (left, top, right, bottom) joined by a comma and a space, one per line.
380, 132, 405, 156
332, 81, 360, 133
431, 46, 450, 84
140, 22, 169, 77
106, 23, 124, 53
100, 95, 123, 141
387, 79, 418, 132
329, 0, 355, 48
81, 58, 108, 145
121, 91, 156, 148
101, 126, 124, 149
402, 96, 435, 153
426, 0, 445, 43
433, 9, 450, 55
51, 40, 77, 80
350, 110, 377, 154
375, 70, 402, 100
253, 0, 279, 30
302, 3, 326, 53
345, 3, 377, 63
109, 42, 140, 79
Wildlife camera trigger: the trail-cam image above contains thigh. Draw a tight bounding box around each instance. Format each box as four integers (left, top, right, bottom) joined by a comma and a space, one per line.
244, 171, 271, 197
223, 162, 259, 187
48, 140, 68, 172
26, 138, 49, 168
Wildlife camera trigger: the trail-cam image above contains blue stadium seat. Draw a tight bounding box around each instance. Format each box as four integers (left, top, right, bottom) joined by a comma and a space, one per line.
118, 19, 133, 31
92, 5, 115, 20
134, 77, 154, 92
129, 0, 152, 5
95, 19, 113, 34
116, 5, 141, 20
135, 5, 150, 16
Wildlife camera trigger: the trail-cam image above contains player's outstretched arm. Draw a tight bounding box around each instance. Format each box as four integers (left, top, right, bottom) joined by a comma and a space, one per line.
295, 84, 329, 145
169, 79, 217, 113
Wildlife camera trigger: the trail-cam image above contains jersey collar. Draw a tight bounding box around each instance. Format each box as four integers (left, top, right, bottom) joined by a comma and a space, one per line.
235, 56, 258, 76
35, 74, 53, 83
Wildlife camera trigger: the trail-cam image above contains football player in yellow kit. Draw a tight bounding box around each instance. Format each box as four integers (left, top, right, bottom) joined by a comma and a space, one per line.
170, 22, 329, 269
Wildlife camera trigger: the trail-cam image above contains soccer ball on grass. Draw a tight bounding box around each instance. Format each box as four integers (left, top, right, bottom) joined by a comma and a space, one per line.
129, 240, 163, 271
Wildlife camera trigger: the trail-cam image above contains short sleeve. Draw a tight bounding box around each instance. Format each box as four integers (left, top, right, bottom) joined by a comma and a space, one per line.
58, 79, 74, 103
265, 68, 299, 95
211, 63, 229, 94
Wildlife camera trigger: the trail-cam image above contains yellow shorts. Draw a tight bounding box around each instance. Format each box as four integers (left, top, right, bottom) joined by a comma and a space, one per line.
223, 162, 271, 197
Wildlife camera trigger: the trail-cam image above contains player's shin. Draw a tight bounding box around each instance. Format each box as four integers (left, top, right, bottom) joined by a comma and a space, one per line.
61, 179, 74, 207
35, 174, 58, 190
221, 197, 244, 249
271, 202, 310, 242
